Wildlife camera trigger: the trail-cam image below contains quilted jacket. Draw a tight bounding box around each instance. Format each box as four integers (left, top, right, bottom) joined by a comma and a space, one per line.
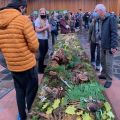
0, 9, 39, 72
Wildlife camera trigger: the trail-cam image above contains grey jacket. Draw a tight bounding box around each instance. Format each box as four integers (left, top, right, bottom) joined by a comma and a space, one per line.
89, 19, 101, 43
101, 13, 118, 49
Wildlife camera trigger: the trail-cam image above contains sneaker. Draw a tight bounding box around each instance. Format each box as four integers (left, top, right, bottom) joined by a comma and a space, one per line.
17, 113, 21, 120
96, 66, 100, 71
91, 62, 96, 68
98, 75, 106, 79
96, 68, 100, 71
104, 81, 112, 88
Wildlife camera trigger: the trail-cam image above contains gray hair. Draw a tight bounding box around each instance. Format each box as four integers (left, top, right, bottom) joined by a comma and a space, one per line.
95, 4, 106, 12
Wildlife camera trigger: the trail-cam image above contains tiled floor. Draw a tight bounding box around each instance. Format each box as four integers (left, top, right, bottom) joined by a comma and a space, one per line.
0, 90, 17, 120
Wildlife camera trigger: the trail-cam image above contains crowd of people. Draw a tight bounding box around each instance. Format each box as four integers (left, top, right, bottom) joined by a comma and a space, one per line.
0, 0, 119, 120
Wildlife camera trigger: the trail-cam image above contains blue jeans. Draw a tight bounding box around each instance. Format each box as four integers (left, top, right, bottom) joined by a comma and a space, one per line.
90, 42, 100, 67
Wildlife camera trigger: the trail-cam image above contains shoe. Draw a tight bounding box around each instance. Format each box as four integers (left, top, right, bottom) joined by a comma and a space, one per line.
104, 81, 112, 88
98, 75, 106, 79
91, 62, 96, 66
91, 62, 96, 69
17, 113, 21, 120
96, 66, 100, 71
96, 68, 100, 71
43, 65, 47, 68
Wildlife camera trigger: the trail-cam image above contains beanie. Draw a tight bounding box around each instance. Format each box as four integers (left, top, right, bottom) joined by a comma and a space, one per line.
7, 0, 27, 9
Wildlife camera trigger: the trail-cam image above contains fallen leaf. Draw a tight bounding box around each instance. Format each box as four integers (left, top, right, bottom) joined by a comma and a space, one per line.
76, 116, 82, 120
104, 102, 111, 112
107, 111, 115, 118
46, 107, 53, 114
42, 102, 49, 110
52, 99, 60, 109
76, 111, 83, 115
65, 105, 77, 115
82, 113, 93, 120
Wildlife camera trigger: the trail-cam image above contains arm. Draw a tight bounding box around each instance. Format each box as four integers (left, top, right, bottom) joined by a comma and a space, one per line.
88, 22, 93, 42
23, 18, 39, 53
34, 18, 50, 32
35, 26, 49, 32
110, 16, 118, 49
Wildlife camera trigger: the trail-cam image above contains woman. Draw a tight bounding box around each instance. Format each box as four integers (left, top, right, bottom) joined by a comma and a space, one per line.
60, 15, 70, 34
35, 8, 50, 76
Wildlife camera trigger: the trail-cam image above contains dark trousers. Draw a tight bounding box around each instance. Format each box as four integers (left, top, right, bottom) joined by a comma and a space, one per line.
11, 67, 38, 120
85, 21, 89, 29
51, 31, 56, 45
38, 39, 48, 73
100, 49, 113, 81
90, 42, 100, 66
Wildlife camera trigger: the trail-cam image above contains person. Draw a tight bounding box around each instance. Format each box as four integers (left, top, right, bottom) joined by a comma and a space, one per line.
75, 12, 80, 29
49, 12, 58, 45
83, 12, 90, 29
0, 0, 39, 120
70, 14, 75, 33
60, 15, 70, 34
89, 12, 101, 71
35, 8, 50, 76
95, 4, 118, 88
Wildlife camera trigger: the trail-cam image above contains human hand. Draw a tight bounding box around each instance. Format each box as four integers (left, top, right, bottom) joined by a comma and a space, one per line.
111, 48, 117, 54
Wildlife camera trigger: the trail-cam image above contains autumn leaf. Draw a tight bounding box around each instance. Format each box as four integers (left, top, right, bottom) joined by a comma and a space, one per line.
101, 112, 107, 120
65, 105, 77, 115
52, 99, 60, 109
107, 111, 115, 118
82, 113, 93, 120
76, 116, 82, 120
76, 111, 83, 115
46, 107, 53, 114
42, 102, 49, 110
104, 102, 112, 112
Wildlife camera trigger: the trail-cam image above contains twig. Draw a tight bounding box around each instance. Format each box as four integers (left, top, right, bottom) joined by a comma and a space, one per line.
59, 77, 71, 88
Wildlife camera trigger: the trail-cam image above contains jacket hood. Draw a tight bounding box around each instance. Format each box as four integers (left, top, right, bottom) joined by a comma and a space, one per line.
0, 9, 21, 28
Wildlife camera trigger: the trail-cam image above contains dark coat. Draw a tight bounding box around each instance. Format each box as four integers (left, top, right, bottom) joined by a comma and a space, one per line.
101, 13, 118, 49
60, 19, 70, 34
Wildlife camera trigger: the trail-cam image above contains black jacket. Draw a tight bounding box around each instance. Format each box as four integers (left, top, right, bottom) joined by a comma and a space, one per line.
101, 13, 118, 49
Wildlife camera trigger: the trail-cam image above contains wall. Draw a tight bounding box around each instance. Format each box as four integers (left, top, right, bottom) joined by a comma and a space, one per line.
27, 0, 120, 15
96, 0, 118, 14
27, 0, 97, 14
0, 0, 120, 15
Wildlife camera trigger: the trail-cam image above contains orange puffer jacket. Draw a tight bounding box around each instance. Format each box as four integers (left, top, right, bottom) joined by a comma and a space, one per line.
0, 9, 39, 72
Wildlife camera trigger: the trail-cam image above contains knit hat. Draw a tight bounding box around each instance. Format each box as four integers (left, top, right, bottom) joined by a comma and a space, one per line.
7, 0, 27, 9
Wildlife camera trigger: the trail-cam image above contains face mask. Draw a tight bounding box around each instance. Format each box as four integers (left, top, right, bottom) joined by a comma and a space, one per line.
40, 15, 46, 19
92, 12, 100, 19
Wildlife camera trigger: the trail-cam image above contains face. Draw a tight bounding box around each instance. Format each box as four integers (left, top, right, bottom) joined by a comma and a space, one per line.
40, 10, 46, 19
40, 10, 46, 16
95, 8, 105, 18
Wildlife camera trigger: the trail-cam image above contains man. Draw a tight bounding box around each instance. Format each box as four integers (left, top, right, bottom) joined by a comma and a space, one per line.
49, 12, 58, 45
89, 12, 101, 71
0, 0, 39, 120
94, 4, 118, 88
